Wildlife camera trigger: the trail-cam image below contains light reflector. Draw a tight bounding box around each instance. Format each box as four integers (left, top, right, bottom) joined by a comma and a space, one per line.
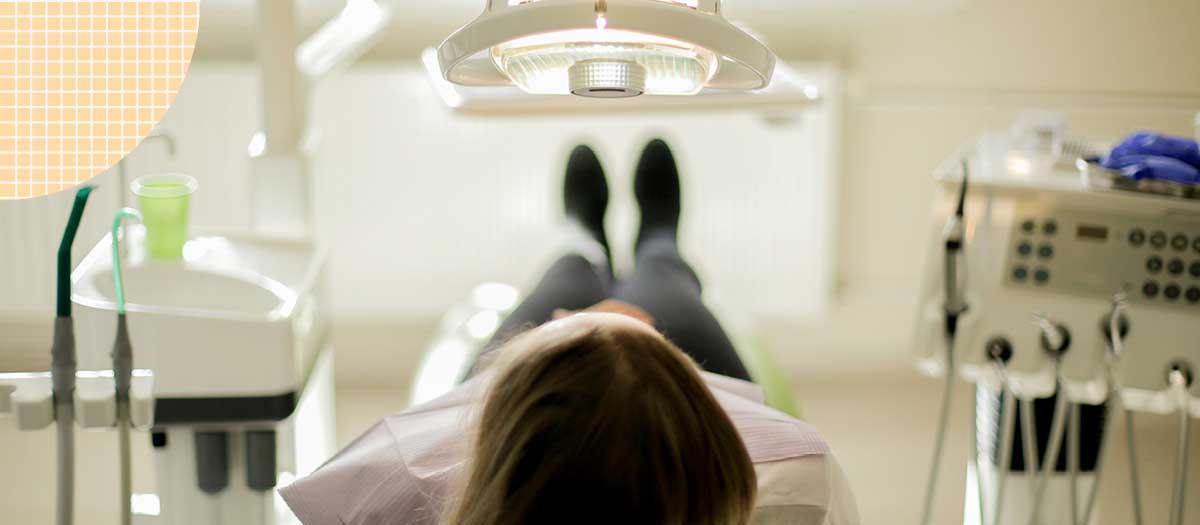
492, 29, 716, 96
438, 0, 775, 98
509, 0, 699, 8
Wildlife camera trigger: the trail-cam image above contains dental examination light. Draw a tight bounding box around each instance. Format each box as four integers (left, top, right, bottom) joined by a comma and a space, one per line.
437, 0, 776, 98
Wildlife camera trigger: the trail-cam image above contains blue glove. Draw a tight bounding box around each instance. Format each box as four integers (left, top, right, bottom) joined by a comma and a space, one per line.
1102, 132, 1200, 185
1102, 154, 1200, 185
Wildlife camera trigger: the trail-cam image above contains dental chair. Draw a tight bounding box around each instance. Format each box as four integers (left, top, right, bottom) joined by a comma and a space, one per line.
409, 283, 801, 418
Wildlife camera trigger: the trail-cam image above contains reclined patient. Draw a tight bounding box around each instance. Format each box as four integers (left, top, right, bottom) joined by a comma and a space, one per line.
280, 140, 859, 525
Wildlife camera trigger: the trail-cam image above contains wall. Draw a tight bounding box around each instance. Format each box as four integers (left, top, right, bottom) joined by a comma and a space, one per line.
745, 0, 1200, 382
0, 63, 842, 389
307, 65, 841, 383
3, 0, 1197, 384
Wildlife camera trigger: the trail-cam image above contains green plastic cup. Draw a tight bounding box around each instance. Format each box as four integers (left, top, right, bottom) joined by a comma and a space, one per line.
131, 174, 198, 260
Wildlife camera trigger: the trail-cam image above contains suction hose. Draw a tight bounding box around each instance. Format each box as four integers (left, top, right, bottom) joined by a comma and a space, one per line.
53, 186, 95, 525
111, 208, 141, 525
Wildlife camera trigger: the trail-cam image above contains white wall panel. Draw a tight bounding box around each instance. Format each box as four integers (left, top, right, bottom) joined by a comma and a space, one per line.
0, 64, 840, 334
309, 66, 840, 321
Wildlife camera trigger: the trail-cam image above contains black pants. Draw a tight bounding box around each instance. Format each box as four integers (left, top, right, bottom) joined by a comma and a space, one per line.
477, 233, 751, 381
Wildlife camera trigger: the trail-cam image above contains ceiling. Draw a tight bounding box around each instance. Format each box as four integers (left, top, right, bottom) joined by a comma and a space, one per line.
193, 0, 969, 60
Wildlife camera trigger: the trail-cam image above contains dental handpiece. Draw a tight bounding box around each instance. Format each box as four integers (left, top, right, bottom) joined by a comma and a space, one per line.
942, 160, 970, 325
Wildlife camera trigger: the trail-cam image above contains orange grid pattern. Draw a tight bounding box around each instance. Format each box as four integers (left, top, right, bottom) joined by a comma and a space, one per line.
0, 1, 198, 199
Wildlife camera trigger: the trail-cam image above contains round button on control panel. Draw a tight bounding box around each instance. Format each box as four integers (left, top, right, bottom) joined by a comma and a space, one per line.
1033, 268, 1050, 285
1150, 231, 1168, 249
1043, 221, 1058, 236
1147, 256, 1164, 274
1143, 281, 1161, 298
1007, 215, 1196, 310
1131, 228, 1199, 308
1164, 284, 1182, 301
1129, 229, 1147, 247
1017, 242, 1033, 257
1013, 266, 1029, 282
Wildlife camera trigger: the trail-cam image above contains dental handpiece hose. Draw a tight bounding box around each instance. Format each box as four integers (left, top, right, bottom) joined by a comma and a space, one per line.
1028, 315, 1069, 525
1028, 372, 1068, 525
991, 385, 1017, 525
919, 161, 969, 525
53, 186, 94, 525
1168, 369, 1191, 525
1081, 297, 1142, 525
919, 333, 956, 525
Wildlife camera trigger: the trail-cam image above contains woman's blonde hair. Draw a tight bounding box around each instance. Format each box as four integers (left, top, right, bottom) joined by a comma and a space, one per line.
443, 317, 757, 525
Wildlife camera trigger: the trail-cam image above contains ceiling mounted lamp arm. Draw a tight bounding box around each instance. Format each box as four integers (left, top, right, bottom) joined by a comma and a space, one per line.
256, 0, 304, 155
251, 0, 396, 238
256, 0, 395, 156
296, 0, 395, 83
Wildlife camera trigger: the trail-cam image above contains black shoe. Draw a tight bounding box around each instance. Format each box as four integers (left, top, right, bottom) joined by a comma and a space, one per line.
634, 139, 681, 252
564, 145, 612, 262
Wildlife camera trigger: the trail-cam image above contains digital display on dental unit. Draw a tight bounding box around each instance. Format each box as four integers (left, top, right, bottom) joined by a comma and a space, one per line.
1076, 224, 1109, 241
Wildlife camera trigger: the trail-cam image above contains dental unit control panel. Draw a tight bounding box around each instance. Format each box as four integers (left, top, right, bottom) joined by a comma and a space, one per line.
914, 126, 1199, 525
1004, 212, 1200, 309
915, 139, 1200, 409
